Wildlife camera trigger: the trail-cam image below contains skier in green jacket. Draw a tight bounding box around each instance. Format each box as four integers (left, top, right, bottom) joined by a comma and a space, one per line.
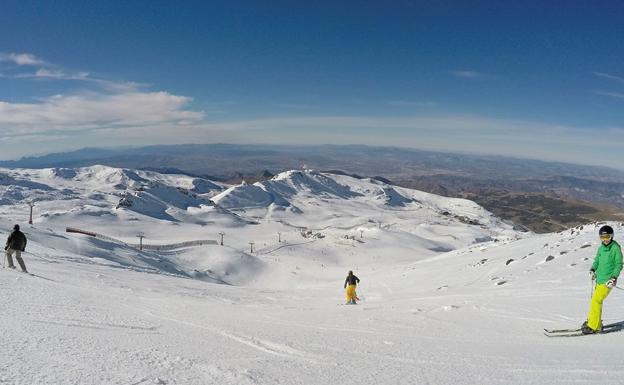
582, 225, 623, 334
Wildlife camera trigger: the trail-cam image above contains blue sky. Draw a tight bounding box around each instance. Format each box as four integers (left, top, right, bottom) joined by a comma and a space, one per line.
0, 0, 623, 168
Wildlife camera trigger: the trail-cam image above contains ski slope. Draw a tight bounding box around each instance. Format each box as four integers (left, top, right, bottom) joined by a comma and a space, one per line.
0, 166, 623, 384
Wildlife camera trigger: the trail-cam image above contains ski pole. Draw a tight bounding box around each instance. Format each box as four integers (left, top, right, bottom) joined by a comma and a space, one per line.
591, 277, 595, 299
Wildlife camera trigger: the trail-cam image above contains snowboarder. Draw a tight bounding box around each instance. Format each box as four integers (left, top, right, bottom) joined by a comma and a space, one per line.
5, 224, 27, 273
582, 225, 622, 334
344, 270, 360, 304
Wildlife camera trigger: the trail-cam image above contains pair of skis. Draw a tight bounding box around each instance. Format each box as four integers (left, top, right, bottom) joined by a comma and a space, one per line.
544, 322, 624, 337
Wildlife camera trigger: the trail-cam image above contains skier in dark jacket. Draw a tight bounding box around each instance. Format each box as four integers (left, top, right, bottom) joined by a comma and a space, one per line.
582, 225, 623, 334
5, 224, 27, 273
344, 270, 360, 304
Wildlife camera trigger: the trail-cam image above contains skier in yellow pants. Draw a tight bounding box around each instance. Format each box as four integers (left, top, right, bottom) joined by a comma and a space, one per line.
582, 225, 623, 334
344, 270, 360, 305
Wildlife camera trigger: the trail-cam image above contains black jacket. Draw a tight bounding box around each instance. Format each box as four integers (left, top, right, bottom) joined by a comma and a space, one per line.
5, 230, 27, 251
344, 274, 360, 288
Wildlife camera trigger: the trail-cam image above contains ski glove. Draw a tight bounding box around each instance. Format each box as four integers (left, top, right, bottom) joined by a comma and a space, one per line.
589, 270, 596, 280
606, 278, 617, 289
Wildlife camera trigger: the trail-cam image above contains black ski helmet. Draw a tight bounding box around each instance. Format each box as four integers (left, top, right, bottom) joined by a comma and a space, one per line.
599, 225, 614, 236
13, 224, 19, 231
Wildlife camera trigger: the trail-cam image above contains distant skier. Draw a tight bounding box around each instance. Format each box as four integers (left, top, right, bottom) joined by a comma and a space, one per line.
5, 224, 27, 273
582, 225, 622, 334
344, 270, 360, 304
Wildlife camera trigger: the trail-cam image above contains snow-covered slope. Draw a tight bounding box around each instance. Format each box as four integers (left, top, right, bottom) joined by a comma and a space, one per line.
1, 166, 622, 384
0, 166, 518, 285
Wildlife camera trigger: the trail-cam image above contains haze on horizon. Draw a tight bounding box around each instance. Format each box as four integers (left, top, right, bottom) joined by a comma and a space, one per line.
1, 1, 623, 169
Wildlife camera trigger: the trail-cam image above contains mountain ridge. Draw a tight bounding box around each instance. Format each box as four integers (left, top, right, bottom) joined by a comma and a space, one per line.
2, 144, 623, 232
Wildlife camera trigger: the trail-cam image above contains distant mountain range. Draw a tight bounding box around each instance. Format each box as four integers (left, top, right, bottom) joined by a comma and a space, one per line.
5, 144, 624, 180
2, 144, 623, 231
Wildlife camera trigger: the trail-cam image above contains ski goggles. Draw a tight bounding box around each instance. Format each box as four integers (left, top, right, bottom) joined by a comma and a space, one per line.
599, 234, 613, 240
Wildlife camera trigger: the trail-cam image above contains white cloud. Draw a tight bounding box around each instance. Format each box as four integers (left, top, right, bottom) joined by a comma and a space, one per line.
450, 70, 485, 79
12, 68, 91, 81
0, 91, 204, 134
0, 52, 45, 66
34, 68, 90, 80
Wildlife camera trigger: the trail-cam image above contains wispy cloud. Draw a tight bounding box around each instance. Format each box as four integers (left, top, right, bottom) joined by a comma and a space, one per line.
14, 68, 91, 81
592, 72, 624, 101
593, 90, 624, 99
450, 70, 485, 79
593, 72, 624, 84
0, 51, 136, 90
0, 52, 45, 66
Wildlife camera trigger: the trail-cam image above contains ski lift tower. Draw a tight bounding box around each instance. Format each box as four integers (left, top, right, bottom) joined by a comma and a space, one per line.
27, 201, 35, 225
137, 232, 145, 251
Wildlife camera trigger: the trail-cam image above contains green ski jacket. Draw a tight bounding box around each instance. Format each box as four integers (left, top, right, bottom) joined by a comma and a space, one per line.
592, 240, 623, 284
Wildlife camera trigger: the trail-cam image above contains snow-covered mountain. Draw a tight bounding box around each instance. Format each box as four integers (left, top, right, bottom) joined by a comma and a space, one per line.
0, 166, 519, 284
0, 166, 622, 384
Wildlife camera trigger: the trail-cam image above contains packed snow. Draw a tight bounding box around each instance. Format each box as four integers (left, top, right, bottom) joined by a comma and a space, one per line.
0, 166, 623, 384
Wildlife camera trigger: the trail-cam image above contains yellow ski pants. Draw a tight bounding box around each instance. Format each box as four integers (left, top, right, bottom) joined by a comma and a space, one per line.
346, 284, 359, 302
587, 283, 611, 331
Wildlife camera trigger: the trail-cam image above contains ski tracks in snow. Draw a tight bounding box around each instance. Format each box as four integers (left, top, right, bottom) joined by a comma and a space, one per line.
143, 311, 320, 364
